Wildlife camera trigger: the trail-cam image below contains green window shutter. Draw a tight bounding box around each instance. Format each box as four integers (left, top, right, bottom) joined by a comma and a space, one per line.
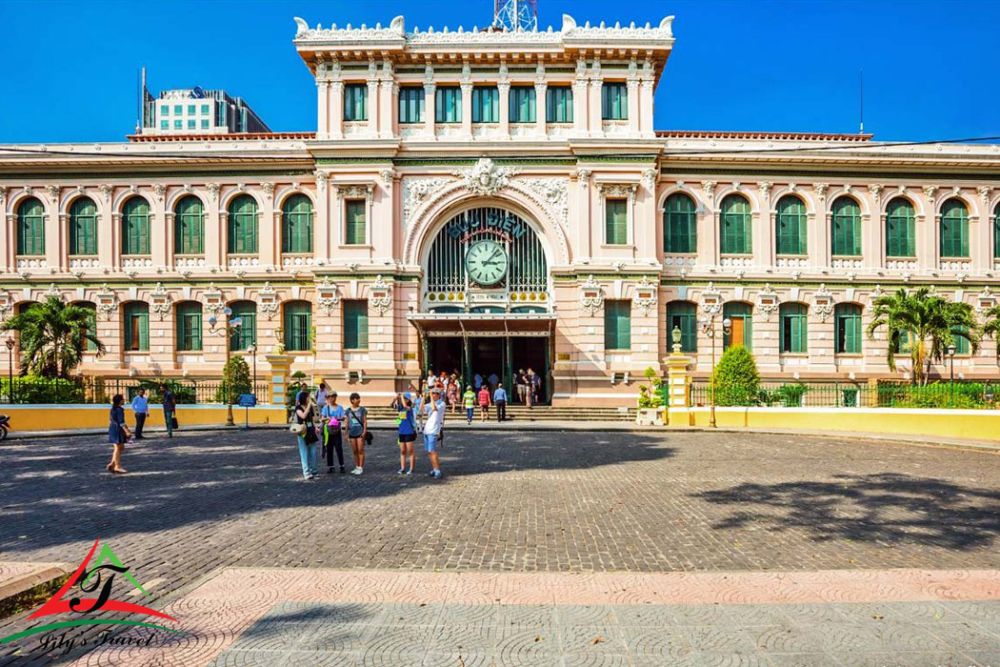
283, 302, 311, 352
344, 300, 369, 350
885, 198, 915, 258
664, 193, 697, 253
604, 300, 631, 350
951, 325, 970, 355
343, 84, 368, 121
17, 197, 46, 256
835, 304, 862, 354
80, 303, 98, 352
227, 195, 258, 254
939, 199, 969, 258
545, 86, 573, 123
720, 195, 751, 254
282, 194, 313, 253
435, 87, 462, 123
122, 197, 151, 255
831, 197, 861, 256
175, 302, 203, 352
229, 301, 257, 351
398, 86, 424, 124
601, 82, 627, 120
472, 87, 499, 123
723, 302, 753, 351
780, 304, 808, 353
174, 196, 204, 254
776, 196, 806, 256
345, 199, 366, 245
994, 204, 1000, 259
69, 197, 98, 256
124, 303, 149, 352
666, 301, 697, 353
509, 86, 536, 123
605, 199, 628, 245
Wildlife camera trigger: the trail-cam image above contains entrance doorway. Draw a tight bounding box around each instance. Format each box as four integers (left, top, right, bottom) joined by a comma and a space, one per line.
425, 335, 550, 404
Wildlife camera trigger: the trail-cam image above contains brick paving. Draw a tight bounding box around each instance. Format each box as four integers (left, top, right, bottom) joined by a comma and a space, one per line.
0, 427, 997, 665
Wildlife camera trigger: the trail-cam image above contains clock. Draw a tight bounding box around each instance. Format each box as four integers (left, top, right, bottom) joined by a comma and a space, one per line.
465, 239, 508, 286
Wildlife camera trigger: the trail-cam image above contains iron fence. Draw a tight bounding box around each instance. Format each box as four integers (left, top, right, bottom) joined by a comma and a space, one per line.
0, 377, 270, 405
687, 381, 1000, 410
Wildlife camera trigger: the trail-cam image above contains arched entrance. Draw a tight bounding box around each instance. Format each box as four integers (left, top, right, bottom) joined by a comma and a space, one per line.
412, 205, 554, 403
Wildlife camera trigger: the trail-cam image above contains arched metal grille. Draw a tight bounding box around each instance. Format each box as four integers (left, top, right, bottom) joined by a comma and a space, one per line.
425, 207, 548, 310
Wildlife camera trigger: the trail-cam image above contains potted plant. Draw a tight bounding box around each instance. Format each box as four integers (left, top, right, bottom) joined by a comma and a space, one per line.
636, 367, 665, 425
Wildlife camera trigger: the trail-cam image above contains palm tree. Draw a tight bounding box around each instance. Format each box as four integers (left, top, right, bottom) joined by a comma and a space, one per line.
867, 287, 980, 385
0, 296, 105, 378
984, 302, 1000, 359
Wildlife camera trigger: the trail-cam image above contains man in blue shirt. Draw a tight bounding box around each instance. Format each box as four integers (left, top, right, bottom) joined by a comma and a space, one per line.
493, 382, 508, 422
130, 388, 149, 439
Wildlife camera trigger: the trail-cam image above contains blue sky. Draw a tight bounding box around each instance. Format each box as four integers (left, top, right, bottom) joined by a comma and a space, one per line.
0, 0, 996, 143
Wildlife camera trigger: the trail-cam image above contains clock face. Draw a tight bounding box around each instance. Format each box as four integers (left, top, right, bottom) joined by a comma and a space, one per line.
465, 239, 509, 286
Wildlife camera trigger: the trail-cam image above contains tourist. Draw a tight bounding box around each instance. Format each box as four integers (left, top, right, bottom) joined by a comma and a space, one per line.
488, 371, 499, 394
447, 374, 460, 414
527, 368, 539, 407
321, 391, 346, 474
293, 390, 319, 480
130, 388, 149, 439
106, 394, 130, 474
478, 383, 491, 422
316, 382, 328, 406
515, 369, 527, 405
474, 372, 483, 393
161, 384, 177, 437
493, 382, 508, 422
423, 387, 444, 479
463, 384, 476, 425
346, 392, 368, 475
396, 393, 417, 475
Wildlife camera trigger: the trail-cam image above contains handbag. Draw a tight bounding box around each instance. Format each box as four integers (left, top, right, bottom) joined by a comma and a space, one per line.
364, 431, 373, 445
289, 423, 306, 435
170, 417, 179, 429
304, 424, 319, 445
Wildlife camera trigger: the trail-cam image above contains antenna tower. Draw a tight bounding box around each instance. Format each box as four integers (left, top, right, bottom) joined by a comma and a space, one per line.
493, 0, 538, 31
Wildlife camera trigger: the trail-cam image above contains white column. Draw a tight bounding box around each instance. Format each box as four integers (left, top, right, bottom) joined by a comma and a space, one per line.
460, 82, 473, 138
497, 81, 510, 139
588, 66, 603, 138
330, 82, 344, 140
367, 61, 379, 138
317, 80, 330, 139
573, 59, 588, 137
423, 84, 436, 138
972, 190, 991, 272
534, 81, 547, 137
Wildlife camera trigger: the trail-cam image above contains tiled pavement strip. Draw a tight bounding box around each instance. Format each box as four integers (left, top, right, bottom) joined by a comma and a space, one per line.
0, 427, 996, 665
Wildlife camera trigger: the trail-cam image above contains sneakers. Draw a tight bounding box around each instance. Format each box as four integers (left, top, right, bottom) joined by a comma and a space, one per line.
431, 470, 443, 480
339, 466, 346, 474
405, 469, 413, 476
396, 468, 406, 475
350, 467, 363, 475
428, 469, 435, 477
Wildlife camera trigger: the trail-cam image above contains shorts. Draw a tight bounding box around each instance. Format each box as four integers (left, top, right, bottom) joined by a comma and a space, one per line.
424, 433, 439, 453
398, 433, 416, 443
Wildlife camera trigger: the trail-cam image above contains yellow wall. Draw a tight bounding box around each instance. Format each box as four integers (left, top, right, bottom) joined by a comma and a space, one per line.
2, 405, 286, 432
669, 407, 1000, 441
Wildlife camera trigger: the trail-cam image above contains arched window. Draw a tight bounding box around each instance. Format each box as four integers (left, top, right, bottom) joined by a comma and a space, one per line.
74, 301, 99, 352
831, 197, 862, 257
227, 195, 258, 254
779, 303, 808, 354
174, 196, 204, 255
175, 302, 203, 352
835, 303, 862, 354
68, 197, 98, 256
776, 195, 807, 255
722, 302, 753, 350
885, 198, 916, 258
282, 194, 313, 254
229, 301, 257, 351
123, 302, 150, 352
939, 198, 969, 258
663, 193, 697, 253
16, 197, 45, 256
720, 195, 751, 254
666, 301, 697, 352
283, 301, 312, 352
121, 197, 151, 256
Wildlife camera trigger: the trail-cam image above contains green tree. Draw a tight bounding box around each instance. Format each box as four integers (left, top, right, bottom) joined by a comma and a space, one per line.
0, 296, 105, 378
711, 345, 761, 406
867, 287, 980, 386
216, 357, 252, 404
984, 302, 1000, 359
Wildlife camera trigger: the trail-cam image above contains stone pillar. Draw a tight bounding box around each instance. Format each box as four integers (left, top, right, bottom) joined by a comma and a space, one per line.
366, 62, 379, 138
460, 82, 473, 139
572, 62, 588, 137
588, 73, 603, 138
423, 83, 436, 138
317, 80, 329, 139
330, 81, 344, 140
497, 80, 511, 139
664, 338, 693, 427
626, 70, 640, 137
534, 80, 547, 137
266, 354, 292, 407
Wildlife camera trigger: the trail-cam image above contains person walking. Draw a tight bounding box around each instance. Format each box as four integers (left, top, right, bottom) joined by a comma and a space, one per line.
515, 369, 527, 405
106, 394, 130, 474
493, 382, 508, 422
130, 388, 149, 439
447, 374, 460, 414
293, 390, 319, 480
161, 384, 177, 437
316, 382, 328, 406
474, 373, 483, 393
396, 393, 417, 475
463, 385, 476, 425
346, 392, 368, 475
478, 384, 491, 422
488, 372, 499, 394
423, 387, 444, 480
321, 391, 346, 474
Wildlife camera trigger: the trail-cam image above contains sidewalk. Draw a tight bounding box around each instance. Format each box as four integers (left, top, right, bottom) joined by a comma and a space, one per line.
5, 419, 999, 453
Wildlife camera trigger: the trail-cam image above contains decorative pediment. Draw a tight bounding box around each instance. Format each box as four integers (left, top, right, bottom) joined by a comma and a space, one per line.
812, 283, 834, 322
202, 283, 226, 315
633, 276, 658, 317
95, 284, 118, 320
699, 282, 722, 316
757, 283, 780, 321
333, 182, 375, 204
316, 277, 341, 316
580, 275, 605, 316
595, 182, 638, 200
977, 286, 996, 316
257, 282, 279, 320
368, 275, 393, 316
150, 282, 171, 320
455, 158, 517, 197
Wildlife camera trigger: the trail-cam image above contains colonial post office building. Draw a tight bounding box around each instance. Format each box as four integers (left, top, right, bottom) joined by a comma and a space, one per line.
2, 14, 999, 405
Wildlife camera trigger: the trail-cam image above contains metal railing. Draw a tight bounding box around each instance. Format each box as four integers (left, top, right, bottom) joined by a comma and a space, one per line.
0, 377, 271, 405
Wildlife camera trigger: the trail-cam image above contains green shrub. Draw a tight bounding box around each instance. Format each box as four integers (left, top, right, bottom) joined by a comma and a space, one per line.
711, 346, 761, 406
879, 382, 994, 409
0, 376, 84, 404
138, 378, 196, 404
773, 382, 808, 407
637, 366, 664, 409
215, 357, 252, 404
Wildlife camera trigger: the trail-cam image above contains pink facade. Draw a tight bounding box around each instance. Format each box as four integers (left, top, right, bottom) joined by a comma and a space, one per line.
1, 14, 998, 405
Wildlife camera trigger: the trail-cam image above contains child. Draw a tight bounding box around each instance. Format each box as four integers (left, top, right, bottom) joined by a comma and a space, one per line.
463, 385, 476, 425
478, 384, 491, 422
321, 391, 346, 474
396, 394, 417, 475
346, 392, 368, 475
